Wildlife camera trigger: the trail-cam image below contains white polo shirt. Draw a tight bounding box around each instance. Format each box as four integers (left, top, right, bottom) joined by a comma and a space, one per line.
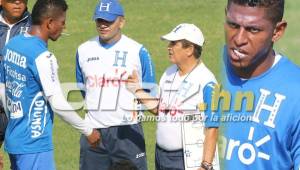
156, 63, 218, 151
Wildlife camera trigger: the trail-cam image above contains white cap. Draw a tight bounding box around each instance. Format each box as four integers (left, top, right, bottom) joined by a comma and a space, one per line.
161, 23, 205, 46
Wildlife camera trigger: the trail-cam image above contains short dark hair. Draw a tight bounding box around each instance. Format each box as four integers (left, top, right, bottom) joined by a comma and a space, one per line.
108, 160, 138, 170
31, 0, 68, 25
180, 39, 202, 59
227, 0, 284, 24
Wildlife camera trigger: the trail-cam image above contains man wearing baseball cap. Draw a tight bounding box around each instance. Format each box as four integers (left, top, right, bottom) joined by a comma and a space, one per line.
126, 23, 220, 170
75, 0, 156, 169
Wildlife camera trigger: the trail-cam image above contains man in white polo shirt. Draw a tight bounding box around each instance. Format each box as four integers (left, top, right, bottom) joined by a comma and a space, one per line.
127, 23, 220, 170
75, 0, 156, 169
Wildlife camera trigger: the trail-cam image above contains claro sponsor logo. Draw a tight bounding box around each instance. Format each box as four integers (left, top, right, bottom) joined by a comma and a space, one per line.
28, 92, 47, 138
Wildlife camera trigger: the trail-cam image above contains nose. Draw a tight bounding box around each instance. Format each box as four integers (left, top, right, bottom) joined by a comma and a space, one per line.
167, 44, 173, 52
234, 28, 248, 47
14, 0, 22, 4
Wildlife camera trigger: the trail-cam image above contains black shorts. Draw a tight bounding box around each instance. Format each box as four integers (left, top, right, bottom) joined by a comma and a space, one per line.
80, 123, 148, 170
155, 145, 185, 170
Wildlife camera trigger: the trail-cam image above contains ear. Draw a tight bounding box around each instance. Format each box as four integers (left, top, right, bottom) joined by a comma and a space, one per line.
119, 16, 125, 29
272, 20, 287, 42
186, 45, 194, 57
45, 17, 53, 31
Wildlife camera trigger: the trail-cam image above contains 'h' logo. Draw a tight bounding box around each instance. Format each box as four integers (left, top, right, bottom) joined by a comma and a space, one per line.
99, 2, 111, 12
20, 26, 29, 34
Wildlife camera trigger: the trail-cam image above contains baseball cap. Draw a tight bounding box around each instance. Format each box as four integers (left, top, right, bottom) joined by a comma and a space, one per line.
161, 23, 205, 46
93, 0, 124, 22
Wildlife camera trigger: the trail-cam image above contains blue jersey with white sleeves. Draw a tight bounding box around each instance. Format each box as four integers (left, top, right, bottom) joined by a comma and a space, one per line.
1, 34, 61, 154
222, 49, 300, 170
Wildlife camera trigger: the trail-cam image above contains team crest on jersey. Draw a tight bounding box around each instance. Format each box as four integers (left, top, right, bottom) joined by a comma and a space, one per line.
113, 50, 128, 67
28, 92, 48, 138
46, 53, 53, 58
19, 26, 30, 34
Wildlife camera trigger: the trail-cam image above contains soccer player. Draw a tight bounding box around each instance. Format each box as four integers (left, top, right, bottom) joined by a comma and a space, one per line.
127, 23, 219, 170
222, 0, 300, 169
0, 0, 100, 169
75, 0, 155, 169
0, 0, 31, 147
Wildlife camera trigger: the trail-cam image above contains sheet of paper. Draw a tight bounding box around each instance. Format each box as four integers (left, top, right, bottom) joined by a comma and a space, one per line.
182, 114, 220, 170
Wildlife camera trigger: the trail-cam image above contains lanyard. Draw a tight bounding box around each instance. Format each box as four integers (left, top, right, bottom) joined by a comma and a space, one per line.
165, 62, 200, 112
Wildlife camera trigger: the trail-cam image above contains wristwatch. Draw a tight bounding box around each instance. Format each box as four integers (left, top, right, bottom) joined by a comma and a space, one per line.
201, 161, 214, 170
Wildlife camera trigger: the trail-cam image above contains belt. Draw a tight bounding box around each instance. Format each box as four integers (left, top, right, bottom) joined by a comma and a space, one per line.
156, 144, 183, 153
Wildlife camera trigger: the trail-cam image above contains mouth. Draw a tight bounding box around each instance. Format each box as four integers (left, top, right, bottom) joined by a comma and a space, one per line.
99, 29, 110, 35
12, 8, 22, 12
230, 48, 247, 61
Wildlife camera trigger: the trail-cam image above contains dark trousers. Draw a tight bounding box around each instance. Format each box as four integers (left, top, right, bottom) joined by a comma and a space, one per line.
80, 123, 147, 170
155, 145, 185, 170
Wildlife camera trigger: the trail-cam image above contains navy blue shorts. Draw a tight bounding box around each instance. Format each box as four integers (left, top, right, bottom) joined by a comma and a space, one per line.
80, 123, 147, 170
9, 150, 55, 170
155, 145, 184, 170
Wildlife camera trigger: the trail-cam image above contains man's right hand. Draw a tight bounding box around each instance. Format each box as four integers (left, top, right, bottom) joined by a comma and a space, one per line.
87, 129, 101, 148
126, 70, 141, 94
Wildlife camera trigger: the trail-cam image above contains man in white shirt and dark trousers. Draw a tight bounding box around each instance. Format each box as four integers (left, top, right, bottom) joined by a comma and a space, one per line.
126, 23, 220, 170
76, 0, 156, 169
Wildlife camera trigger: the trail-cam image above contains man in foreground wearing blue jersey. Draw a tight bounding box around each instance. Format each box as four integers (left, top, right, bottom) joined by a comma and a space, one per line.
0, 0, 31, 148
76, 0, 155, 169
222, 0, 300, 169
0, 1, 31, 167
0, 0, 100, 169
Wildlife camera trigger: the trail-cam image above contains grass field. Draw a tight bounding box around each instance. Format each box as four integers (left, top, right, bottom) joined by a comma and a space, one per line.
1, 0, 300, 169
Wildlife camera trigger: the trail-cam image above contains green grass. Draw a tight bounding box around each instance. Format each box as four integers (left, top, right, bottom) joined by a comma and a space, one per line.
1, 0, 300, 169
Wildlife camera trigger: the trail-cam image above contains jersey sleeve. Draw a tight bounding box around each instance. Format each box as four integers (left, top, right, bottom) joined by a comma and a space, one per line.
203, 82, 220, 128
35, 51, 93, 136
292, 115, 300, 169
35, 51, 61, 97
75, 51, 85, 97
139, 46, 156, 83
